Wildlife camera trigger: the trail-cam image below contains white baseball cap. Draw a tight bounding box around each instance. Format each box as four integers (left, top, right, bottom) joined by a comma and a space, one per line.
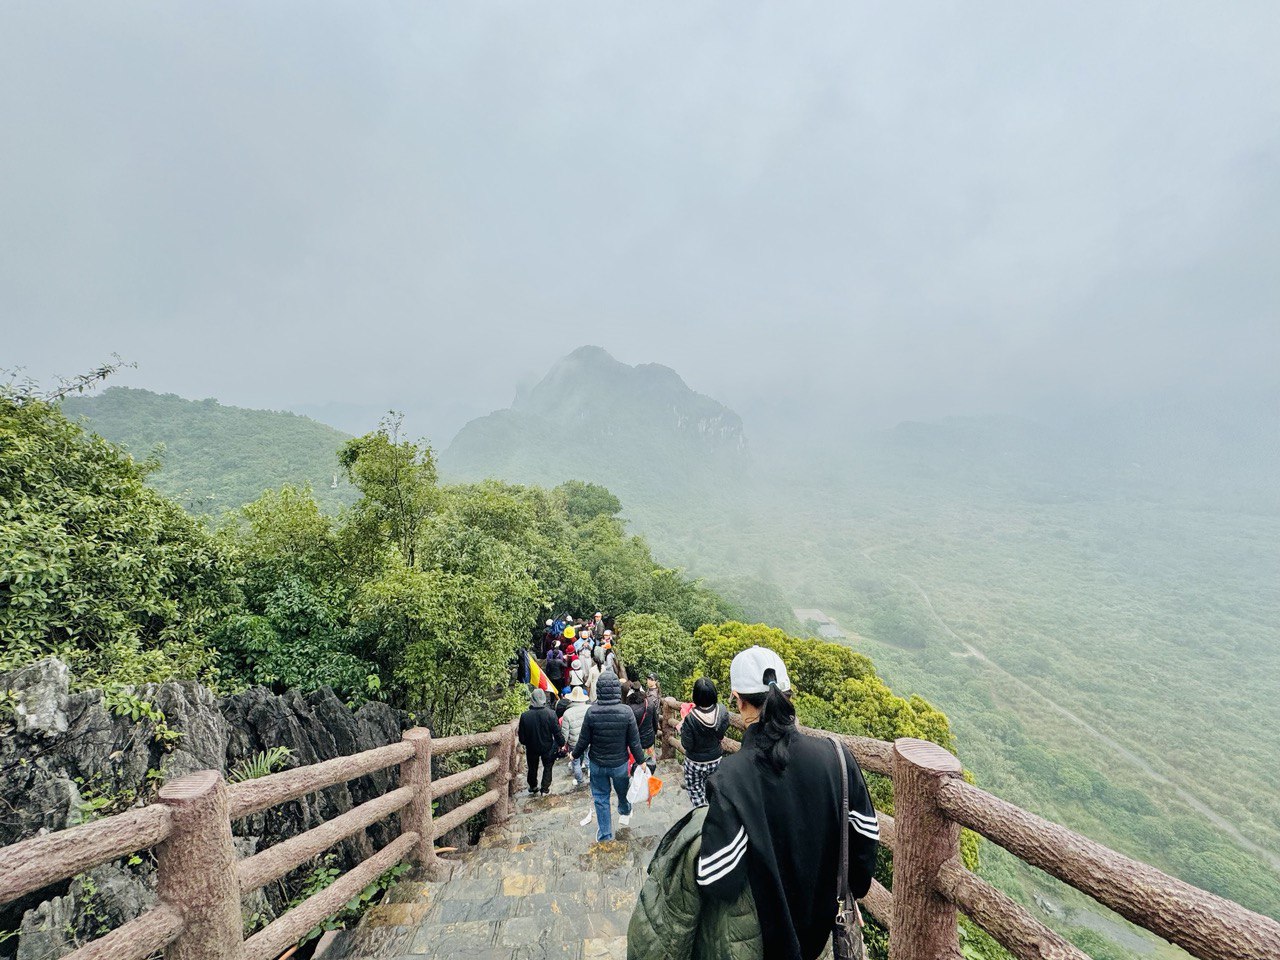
729, 646, 791, 695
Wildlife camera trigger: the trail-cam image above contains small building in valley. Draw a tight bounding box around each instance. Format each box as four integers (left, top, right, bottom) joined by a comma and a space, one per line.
793, 608, 846, 640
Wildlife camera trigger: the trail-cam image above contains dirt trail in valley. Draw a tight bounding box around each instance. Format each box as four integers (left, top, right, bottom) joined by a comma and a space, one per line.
880, 564, 1280, 872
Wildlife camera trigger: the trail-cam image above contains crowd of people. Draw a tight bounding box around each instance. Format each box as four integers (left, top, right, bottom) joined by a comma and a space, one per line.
515, 611, 661, 841
515, 628, 882, 960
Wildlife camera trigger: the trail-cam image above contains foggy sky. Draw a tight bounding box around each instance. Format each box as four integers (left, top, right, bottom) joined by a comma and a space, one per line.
3, 2, 1278, 445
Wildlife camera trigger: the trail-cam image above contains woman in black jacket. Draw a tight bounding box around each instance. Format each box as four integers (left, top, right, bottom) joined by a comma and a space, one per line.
679, 677, 730, 807
697, 646, 879, 960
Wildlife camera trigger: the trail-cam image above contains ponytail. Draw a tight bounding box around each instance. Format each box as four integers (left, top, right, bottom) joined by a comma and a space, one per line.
739, 668, 796, 773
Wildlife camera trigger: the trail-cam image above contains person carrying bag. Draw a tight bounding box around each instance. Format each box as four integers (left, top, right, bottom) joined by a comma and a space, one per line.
629, 645, 877, 960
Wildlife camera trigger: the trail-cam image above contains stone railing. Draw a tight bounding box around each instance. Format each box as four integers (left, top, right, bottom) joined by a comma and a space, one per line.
657, 697, 1280, 960
0, 721, 519, 960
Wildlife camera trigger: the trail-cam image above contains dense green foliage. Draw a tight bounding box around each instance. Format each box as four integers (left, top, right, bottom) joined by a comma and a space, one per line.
62, 387, 357, 514
613, 612, 698, 693
0, 396, 736, 738
0, 397, 238, 686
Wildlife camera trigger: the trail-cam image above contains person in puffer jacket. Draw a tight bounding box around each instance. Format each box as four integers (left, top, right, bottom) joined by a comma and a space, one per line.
627, 806, 763, 960
680, 677, 731, 808
572, 671, 643, 841
560, 687, 591, 786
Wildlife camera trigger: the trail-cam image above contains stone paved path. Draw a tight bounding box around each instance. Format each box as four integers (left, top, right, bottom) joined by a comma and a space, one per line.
328, 759, 688, 960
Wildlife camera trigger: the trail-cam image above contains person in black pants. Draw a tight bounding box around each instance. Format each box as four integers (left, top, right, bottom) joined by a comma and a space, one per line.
517, 687, 565, 795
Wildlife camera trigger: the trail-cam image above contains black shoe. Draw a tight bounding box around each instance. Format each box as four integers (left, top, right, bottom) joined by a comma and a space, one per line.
540, 788, 551, 796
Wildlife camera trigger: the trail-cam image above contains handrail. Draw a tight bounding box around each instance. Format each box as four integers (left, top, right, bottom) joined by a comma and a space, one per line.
0, 803, 172, 906
659, 696, 893, 776
0, 720, 518, 960
862, 880, 894, 929
241, 832, 419, 960
935, 858, 1086, 960
227, 740, 415, 819
7, 689, 1280, 960
658, 702, 1280, 960
431, 757, 501, 800
60, 903, 185, 960
431, 728, 506, 755
936, 777, 1280, 960
236, 785, 416, 894
432, 788, 502, 837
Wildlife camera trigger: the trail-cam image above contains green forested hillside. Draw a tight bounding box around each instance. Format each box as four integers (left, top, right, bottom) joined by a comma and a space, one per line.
61, 387, 358, 514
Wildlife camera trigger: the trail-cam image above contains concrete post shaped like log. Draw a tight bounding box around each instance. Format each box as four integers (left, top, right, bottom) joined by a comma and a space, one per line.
400, 727, 447, 879
156, 770, 244, 960
889, 738, 964, 960
658, 701, 676, 761
485, 724, 514, 826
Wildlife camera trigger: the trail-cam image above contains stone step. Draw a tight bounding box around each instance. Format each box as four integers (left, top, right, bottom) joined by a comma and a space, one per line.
331, 760, 688, 960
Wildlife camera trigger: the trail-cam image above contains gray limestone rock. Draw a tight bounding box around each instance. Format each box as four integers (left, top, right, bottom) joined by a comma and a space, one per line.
3, 659, 69, 737
0, 660, 413, 960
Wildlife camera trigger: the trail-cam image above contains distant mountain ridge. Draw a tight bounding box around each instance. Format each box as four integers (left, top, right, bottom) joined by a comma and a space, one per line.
442, 346, 748, 500
61, 387, 357, 514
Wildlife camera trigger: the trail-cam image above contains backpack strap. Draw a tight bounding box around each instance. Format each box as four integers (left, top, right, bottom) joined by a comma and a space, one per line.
827, 736, 852, 914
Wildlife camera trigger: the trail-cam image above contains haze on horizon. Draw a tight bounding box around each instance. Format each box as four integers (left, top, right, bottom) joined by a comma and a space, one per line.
3, 2, 1278, 446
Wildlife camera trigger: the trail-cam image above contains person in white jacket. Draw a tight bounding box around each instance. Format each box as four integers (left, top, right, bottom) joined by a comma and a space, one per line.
560, 687, 591, 787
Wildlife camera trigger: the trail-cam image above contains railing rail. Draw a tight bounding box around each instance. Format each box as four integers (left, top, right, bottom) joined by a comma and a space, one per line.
658, 696, 1280, 960
6, 690, 1280, 960
0, 718, 520, 960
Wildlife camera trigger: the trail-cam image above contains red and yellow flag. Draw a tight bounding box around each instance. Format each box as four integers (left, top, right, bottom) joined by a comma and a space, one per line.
528, 659, 550, 691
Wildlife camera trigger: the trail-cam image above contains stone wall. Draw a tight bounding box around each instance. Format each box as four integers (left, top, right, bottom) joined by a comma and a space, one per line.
0, 659, 412, 960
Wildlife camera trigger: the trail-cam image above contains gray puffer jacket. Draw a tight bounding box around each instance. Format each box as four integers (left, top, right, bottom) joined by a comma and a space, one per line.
572, 671, 643, 768
561, 701, 589, 748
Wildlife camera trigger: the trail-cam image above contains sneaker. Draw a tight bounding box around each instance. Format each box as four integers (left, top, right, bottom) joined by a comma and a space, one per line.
540, 788, 551, 796
618, 813, 631, 827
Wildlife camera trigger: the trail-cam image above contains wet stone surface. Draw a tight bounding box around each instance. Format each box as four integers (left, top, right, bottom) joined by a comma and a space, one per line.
330, 759, 688, 959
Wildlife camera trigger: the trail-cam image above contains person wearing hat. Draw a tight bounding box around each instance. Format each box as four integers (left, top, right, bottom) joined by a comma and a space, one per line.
559, 686, 591, 787
591, 612, 606, 640
568, 657, 589, 692
517, 687, 565, 796
691, 646, 879, 960
679, 677, 731, 808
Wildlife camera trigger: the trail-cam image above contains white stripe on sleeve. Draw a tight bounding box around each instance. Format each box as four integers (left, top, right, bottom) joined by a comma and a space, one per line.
697, 826, 747, 876
697, 838, 748, 885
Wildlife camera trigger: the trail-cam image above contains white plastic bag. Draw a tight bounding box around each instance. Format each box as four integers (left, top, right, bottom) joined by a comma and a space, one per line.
627, 769, 650, 805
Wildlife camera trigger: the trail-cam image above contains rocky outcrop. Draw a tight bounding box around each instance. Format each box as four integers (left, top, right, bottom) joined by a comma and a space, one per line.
0, 659, 413, 960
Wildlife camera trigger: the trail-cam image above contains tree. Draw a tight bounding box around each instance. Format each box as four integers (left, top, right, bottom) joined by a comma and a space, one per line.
0, 397, 238, 686
554, 480, 622, 524
614, 612, 698, 692
338, 415, 437, 569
